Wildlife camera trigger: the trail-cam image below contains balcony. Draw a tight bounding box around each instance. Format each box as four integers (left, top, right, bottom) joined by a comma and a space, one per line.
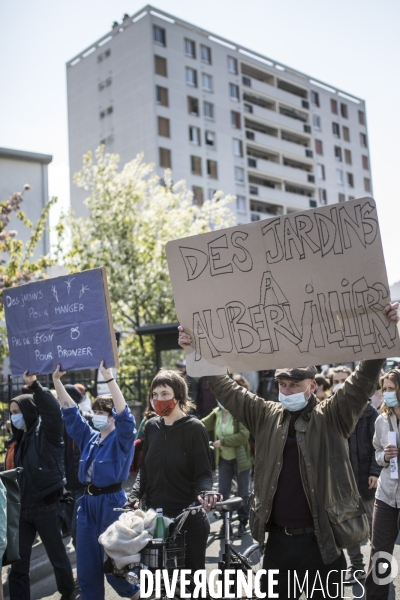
245, 129, 309, 158
249, 104, 307, 134
247, 157, 314, 185
244, 76, 310, 111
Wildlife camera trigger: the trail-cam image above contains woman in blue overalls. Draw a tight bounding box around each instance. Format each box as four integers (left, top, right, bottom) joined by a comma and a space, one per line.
52, 361, 139, 600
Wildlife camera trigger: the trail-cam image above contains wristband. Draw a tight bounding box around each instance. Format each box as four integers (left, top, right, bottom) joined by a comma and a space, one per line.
104, 377, 114, 383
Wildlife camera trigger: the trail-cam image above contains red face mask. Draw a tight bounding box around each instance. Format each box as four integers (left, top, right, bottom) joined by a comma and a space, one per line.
151, 398, 177, 417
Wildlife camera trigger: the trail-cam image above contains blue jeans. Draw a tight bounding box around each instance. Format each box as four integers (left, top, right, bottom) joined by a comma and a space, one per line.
218, 458, 250, 522
76, 490, 139, 600
9, 501, 75, 600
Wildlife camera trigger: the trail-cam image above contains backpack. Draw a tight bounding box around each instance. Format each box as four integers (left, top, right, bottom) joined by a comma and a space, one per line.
0, 467, 22, 566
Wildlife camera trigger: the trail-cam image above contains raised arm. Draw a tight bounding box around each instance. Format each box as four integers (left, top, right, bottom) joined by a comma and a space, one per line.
22, 371, 63, 442
99, 360, 126, 414
52, 365, 76, 409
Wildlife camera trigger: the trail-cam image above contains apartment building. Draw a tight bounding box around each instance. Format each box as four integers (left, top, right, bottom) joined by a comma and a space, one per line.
67, 5, 372, 222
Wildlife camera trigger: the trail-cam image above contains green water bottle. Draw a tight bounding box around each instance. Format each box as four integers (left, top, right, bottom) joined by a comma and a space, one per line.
154, 508, 167, 540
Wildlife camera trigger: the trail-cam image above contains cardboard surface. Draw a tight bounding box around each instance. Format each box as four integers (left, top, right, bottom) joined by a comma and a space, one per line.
166, 197, 400, 376
4, 267, 119, 377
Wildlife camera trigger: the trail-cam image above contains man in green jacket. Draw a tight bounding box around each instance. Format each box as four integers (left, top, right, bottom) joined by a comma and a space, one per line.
178, 301, 399, 599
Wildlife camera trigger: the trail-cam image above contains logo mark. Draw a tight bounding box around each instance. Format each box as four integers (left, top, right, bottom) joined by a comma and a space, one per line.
371, 551, 398, 586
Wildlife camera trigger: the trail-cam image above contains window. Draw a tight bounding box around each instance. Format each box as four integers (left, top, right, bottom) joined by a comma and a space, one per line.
191, 156, 202, 175
332, 122, 340, 138
202, 73, 213, 92
348, 195, 355, 201
336, 169, 344, 185
207, 189, 217, 201
229, 83, 240, 101
192, 186, 204, 205
343, 126, 350, 142
231, 111, 241, 129
158, 116, 170, 137
201, 45, 211, 64
188, 96, 199, 116
232, 139, 243, 157
318, 189, 327, 205
347, 173, 354, 188
155, 86, 168, 106
184, 38, 196, 58
316, 164, 325, 180
360, 133, 367, 147
338, 193, 345, 203
154, 55, 167, 77
344, 149, 352, 165
207, 160, 218, 179
186, 67, 197, 87
334, 146, 342, 162
242, 76, 251, 87
205, 131, 216, 148
358, 110, 365, 125
227, 56, 238, 74
159, 148, 171, 168
315, 139, 323, 155
362, 155, 369, 170
364, 178, 371, 192
98, 77, 112, 91
331, 99, 338, 114
236, 196, 246, 213
244, 103, 253, 113
340, 103, 348, 118
99, 110, 105, 119
311, 91, 319, 107
153, 25, 166, 46
313, 115, 321, 130
105, 49, 111, 58
235, 167, 245, 183
189, 126, 200, 145
107, 106, 113, 115
203, 102, 214, 119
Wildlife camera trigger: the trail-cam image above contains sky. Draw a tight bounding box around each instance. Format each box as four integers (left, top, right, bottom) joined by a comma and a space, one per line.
1, 0, 399, 284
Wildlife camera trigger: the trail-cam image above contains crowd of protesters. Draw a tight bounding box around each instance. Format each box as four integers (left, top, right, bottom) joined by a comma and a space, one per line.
0, 300, 399, 599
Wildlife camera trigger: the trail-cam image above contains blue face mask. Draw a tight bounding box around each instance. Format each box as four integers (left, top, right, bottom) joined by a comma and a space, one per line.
92, 415, 111, 431
383, 391, 399, 408
217, 402, 225, 410
11, 413, 26, 430
279, 386, 310, 412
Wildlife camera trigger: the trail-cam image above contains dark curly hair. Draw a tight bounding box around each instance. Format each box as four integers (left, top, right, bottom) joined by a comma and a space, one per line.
92, 394, 114, 415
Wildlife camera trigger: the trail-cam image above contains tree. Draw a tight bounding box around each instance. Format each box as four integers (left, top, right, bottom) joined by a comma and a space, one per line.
56, 147, 236, 374
0, 186, 56, 364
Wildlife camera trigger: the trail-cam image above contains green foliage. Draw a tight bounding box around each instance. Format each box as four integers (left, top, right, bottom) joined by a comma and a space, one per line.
0, 188, 57, 363
56, 147, 236, 372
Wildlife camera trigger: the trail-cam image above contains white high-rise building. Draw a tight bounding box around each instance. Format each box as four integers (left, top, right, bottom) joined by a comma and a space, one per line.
67, 5, 372, 221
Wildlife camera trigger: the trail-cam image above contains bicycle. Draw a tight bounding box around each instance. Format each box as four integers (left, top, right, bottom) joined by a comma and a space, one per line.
215, 495, 265, 599
107, 493, 264, 599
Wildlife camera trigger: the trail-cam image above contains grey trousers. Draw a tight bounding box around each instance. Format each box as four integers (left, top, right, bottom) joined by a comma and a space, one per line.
346, 496, 374, 570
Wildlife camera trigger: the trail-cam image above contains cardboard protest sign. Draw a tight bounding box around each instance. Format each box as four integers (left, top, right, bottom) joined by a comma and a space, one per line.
4, 267, 119, 377
166, 197, 400, 376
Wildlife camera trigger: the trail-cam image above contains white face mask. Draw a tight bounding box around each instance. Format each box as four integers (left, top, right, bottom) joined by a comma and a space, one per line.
279, 385, 310, 412
332, 383, 344, 393
92, 415, 111, 431
383, 391, 399, 408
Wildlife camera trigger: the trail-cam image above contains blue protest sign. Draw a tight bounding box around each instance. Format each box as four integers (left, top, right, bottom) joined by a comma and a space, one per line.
3, 267, 119, 377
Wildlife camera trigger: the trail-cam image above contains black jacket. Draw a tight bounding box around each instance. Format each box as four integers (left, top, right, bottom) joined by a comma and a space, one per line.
10, 381, 66, 504
348, 401, 381, 501
129, 415, 212, 517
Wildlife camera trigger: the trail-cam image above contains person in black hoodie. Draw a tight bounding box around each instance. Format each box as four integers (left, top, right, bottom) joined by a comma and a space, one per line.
6, 371, 75, 600
126, 369, 219, 573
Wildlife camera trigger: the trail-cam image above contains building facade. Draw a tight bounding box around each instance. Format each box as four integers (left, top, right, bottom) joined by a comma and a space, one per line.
67, 5, 372, 221
0, 147, 52, 257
